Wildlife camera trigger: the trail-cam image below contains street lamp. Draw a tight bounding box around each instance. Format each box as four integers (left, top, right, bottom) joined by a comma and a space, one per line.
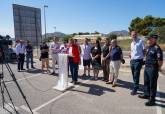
54, 26, 56, 32
54, 26, 56, 37
44, 5, 48, 41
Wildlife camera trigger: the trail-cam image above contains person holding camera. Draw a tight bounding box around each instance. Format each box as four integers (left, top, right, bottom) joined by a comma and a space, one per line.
106, 39, 124, 87
16, 40, 26, 72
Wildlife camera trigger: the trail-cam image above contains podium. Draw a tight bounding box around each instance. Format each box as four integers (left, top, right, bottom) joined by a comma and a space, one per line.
53, 54, 73, 91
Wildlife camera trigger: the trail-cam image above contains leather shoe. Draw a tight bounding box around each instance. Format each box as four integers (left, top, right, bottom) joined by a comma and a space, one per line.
106, 81, 113, 84
138, 94, 150, 99
145, 100, 155, 106
131, 89, 137, 95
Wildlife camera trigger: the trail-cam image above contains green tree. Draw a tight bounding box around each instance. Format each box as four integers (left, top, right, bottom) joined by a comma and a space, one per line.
107, 34, 117, 40
129, 15, 165, 36
152, 26, 165, 43
62, 35, 72, 43
78, 32, 83, 35
96, 36, 102, 41
72, 33, 77, 36
43, 37, 54, 42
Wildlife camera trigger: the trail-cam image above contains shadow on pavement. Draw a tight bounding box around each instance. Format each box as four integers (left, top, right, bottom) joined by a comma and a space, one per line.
26, 68, 43, 74
117, 80, 165, 108
117, 79, 144, 93
71, 82, 115, 96
155, 91, 165, 108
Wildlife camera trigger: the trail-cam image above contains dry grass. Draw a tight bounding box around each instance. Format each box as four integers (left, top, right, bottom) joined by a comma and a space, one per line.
118, 39, 165, 51
160, 44, 165, 51
118, 39, 131, 51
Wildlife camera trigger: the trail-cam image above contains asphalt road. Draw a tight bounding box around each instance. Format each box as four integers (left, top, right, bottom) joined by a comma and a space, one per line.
0, 58, 165, 114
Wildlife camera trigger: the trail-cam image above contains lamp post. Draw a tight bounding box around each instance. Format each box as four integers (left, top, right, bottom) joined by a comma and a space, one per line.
44, 5, 48, 41
54, 26, 56, 38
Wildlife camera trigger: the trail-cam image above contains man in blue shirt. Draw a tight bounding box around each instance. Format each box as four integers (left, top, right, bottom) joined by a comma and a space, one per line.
130, 31, 145, 95
139, 34, 163, 106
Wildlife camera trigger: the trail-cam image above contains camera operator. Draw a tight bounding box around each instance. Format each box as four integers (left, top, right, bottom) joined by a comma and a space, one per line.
16, 40, 26, 72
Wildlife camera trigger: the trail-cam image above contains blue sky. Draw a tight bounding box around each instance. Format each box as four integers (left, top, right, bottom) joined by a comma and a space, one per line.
0, 0, 165, 37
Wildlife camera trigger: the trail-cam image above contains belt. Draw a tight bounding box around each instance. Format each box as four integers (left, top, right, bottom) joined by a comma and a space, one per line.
132, 59, 143, 62
145, 64, 158, 68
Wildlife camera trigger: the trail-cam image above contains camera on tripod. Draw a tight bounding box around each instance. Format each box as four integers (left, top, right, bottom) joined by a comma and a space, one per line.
0, 35, 12, 46
0, 35, 16, 62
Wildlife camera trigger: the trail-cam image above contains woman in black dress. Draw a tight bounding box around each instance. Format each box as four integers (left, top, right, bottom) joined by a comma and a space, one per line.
40, 42, 49, 73
91, 40, 101, 80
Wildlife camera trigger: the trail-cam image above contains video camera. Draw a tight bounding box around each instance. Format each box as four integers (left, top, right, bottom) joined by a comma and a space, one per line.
0, 35, 13, 62
0, 35, 12, 47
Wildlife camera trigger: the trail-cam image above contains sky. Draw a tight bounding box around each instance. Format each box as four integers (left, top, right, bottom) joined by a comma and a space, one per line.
0, 0, 165, 37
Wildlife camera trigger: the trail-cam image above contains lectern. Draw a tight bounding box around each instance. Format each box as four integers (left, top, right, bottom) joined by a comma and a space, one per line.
53, 54, 73, 91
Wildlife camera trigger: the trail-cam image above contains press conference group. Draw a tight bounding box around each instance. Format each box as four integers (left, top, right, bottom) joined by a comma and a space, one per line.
15, 31, 163, 106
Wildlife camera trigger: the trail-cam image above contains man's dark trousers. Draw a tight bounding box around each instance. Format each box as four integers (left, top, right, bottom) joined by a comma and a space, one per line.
18, 54, 25, 70
69, 61, 78, 82
102, 59, 110, 81
144, 66, 158, 100
26, 53, 34, 68
130, 59, 143, 90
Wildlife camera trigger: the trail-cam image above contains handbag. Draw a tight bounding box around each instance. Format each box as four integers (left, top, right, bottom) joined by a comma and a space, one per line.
91, 59, 102, 69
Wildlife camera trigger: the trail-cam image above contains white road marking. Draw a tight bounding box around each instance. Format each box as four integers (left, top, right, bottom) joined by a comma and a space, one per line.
20, 105, 40, 114
156, 85, 162, 114
6, 103, 19, 110
32, 90, 70, 112
33, 71, 103, 112
6, 73, 42, 84
120, 69, 163, 114
0, 103, 19, 114
0, 107, 12, 114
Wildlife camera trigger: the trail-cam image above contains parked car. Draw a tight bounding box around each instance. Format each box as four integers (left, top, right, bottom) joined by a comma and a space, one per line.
3, 48, 17, 62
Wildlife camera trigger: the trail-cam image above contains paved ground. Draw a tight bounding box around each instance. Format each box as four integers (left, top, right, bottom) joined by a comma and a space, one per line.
0, 57, 165, 114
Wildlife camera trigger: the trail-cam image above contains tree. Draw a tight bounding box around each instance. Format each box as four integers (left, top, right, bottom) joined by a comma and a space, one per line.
96, 36, 102, 41
91, 31, 100, 35
107, 34, 117, 40
78, 32, 83, 35
152, 26, 165, 43
62, 35, 72, 43
94, 31, 100, 34
72, 33, 78, 36
43, 37, 54, 42
129, 15, 165, 36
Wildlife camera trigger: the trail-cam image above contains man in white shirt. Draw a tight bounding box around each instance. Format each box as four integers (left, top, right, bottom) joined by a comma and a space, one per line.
130, 31, 145, 95
15, 40, 26, 72
50, 37, 61, 75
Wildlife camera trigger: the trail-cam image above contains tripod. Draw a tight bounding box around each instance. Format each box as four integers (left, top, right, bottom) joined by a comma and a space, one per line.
0, 48, 33, 114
